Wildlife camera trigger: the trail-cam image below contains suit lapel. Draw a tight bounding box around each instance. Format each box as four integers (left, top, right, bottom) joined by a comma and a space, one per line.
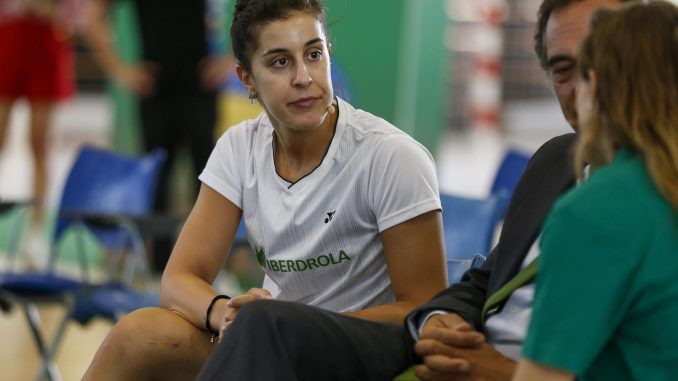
487, 134, 577, 296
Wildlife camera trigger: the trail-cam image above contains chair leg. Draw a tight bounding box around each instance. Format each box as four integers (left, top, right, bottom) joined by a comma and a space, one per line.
23, 302, 63, 381
40, 295, 73, 381
74, 224, 91, 284
6, 206, 29, 272
121, 220, 152, 289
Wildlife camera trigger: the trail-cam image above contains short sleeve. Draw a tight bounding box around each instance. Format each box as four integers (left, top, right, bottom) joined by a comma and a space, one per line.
198, 123, 248, 208
368, 135, 441, 232
521, 191, 645, 373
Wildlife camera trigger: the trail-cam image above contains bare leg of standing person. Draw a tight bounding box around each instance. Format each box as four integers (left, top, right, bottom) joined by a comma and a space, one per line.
23, 100, 53, 266
0, 99, 13, 153
28, 100, 52, 223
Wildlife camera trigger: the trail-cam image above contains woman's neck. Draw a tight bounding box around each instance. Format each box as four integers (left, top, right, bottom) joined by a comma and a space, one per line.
273, 105, 338, 183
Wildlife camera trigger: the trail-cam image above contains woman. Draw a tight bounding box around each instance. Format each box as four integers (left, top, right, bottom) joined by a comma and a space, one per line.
83, 0, 447, 380
514, 2, 678, 380
0, 0, 78, 264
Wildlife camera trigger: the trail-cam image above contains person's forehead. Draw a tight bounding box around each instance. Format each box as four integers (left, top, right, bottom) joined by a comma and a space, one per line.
255, 13, 326, 53
545, 0, 618, 61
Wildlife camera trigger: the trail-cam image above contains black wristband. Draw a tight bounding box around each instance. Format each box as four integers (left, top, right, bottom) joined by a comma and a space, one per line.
205, 294, 231, 335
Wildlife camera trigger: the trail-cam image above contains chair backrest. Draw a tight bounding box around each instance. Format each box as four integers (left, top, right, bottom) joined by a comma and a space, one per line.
440, 191, 510, 261
330, 58, 352, 102
53, 146, 166, 248
447, 253, 486, 285
234, 220, 247, 245
490, 149, 530, 196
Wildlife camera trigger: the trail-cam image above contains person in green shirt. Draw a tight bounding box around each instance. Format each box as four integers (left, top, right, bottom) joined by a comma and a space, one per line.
514, 1, 678, 380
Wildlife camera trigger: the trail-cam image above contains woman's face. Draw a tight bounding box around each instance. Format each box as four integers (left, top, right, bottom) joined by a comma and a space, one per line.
239, 12, 333, 133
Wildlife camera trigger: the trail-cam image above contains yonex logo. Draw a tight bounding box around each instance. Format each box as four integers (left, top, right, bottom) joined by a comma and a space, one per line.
325, 211, 336, 223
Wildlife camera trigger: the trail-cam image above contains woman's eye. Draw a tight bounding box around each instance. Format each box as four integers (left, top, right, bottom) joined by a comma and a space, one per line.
272, 58, 288, 68
308, 50, 322, 60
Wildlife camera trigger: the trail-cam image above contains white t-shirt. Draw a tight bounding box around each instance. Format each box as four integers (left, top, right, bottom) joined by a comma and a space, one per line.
199, 97, 441, 312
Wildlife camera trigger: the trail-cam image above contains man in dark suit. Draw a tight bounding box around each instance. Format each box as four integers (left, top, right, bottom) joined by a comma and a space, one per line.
196, 0, 624, 380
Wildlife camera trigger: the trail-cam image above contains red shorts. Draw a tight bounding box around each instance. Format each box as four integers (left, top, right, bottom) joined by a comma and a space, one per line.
0, 15, 74, 101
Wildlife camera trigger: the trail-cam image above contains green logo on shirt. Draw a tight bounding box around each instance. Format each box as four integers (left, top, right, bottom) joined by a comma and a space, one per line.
256, 247, 266, 267
254, 247, 351, 272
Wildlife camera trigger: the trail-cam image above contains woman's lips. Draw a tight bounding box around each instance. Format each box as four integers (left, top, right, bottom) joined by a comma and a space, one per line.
290, 97, 318, 108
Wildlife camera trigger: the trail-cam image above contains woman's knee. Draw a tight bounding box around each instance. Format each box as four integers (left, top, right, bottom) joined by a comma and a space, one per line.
105, 308, 211, 364
101, 308, 204, 356
101, 308, 169, 351
87, 308, 212, 380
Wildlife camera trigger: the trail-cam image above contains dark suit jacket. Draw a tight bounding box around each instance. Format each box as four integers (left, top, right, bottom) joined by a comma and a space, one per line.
408, 133, 577, 330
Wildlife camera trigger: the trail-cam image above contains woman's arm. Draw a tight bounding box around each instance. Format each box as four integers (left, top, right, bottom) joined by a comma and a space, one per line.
513, 359, 574, 381
160, 184, 242, 331
343, 210, 447, 324
82, 0, 155, 96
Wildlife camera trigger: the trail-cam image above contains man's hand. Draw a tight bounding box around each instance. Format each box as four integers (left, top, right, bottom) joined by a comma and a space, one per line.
414, 313, 484, 380
414, 314, 515, 381
217, 288, 272, 342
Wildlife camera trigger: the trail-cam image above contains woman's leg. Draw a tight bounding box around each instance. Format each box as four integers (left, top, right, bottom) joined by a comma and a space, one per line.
82, 307, 216, 381
0, 98, 12, 152
27, 101, 52, 224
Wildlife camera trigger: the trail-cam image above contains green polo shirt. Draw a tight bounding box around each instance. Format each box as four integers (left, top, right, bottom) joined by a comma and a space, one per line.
522, 149, 678, 380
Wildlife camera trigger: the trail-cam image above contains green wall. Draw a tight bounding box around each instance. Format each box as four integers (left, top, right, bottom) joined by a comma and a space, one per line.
325, 0, 447, 154
110, 0, 448, 154
400, 0, 447, 153
324, 1, 404, 124
110, 0, 142, 153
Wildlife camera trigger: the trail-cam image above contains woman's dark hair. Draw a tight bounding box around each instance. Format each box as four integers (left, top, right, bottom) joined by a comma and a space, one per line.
231, 0, 328, 72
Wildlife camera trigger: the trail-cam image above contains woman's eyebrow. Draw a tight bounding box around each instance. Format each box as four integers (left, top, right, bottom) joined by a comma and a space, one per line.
262, 37, 325, 57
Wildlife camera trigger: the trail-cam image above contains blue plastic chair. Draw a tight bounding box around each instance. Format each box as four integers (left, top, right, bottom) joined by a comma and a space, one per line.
330, 58, 353, 102
490, 149, 531, 197
0, 145, 166, 381
51, 146, 166, 284
440, 191, 510, 284
234, 219, 247, 245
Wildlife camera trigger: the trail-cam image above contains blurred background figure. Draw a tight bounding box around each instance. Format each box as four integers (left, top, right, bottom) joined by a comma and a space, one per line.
83, 0, 235, 272
0, 0, 83, 266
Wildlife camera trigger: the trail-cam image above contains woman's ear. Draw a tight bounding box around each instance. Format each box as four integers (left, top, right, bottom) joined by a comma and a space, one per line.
236, 64, 255, 94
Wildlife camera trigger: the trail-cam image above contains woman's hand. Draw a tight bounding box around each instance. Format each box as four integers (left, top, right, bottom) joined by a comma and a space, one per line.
113, 62, 157, 97
200, 55, 236, 91
217, 288, 272, 342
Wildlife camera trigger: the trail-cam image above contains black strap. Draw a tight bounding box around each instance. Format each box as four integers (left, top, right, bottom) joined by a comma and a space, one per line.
205, 294, 231, 337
